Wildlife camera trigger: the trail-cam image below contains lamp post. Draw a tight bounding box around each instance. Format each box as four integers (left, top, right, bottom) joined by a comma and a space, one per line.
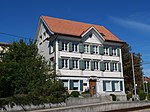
131, 53, 137, 101
145, 81, 148, 100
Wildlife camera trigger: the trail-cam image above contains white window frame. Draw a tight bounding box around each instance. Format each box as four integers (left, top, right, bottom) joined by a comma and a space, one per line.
63, 80, 69, 90
73, 59, 78, 69
113, 63, 118, 71
104, 47, 109, 55
72, 43, 78, 52
104, 62, 110, 71
62, 42, 68, 51
84, 44, 89, 53
62, 59, 68, 68
112, 48, 117, 56
105, 81, 111, 91
73, 80, 79, 90
84, 60, 90, 70
114, 81, 120, 91
93, 45, 98, 54
94, 61, 99, 70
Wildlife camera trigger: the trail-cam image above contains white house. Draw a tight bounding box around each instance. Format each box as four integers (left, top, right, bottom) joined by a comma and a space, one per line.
34, 16, 126, 99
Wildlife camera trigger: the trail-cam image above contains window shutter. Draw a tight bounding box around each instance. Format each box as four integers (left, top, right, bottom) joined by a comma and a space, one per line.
118, 63, 121, 72
120, 81, 123, 91
79, 59, 85, 70
99, 46, 104, 55
69, 59, 73, 69
109, 47, 113, 56
80, 80, 83, 91
91, 60, 94, 71
58, 58, 62, 69
112, 81, 115, 92
70, 80, 73, 90
90, 45, 93, 54
117, 48, 120, 57
100, 61, 105, 71
103, 81, 106, 91
69, 42, 72, 52
49, 45, 51, 54
59, 41, 62, 51
110, 62, 114, 72
79, 43, 84, 53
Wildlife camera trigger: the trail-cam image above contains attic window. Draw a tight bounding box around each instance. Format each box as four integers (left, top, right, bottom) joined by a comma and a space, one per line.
89, 33, 92, 37
100, 33, 105, 36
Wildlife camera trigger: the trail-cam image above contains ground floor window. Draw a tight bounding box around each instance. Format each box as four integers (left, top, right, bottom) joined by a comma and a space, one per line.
73, 80, 78, 90
103, 80, 123, 92
62, 80, 68, 90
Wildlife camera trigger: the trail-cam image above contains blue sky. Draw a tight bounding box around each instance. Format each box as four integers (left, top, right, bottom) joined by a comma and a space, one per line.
0, 0, 150, 76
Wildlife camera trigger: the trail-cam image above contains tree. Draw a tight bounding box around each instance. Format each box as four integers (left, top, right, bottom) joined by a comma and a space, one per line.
0, 40, 67, 107
121, 43, 143, 93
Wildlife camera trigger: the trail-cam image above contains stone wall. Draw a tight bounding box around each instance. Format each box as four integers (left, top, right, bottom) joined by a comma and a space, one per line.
33, 101, 150, 112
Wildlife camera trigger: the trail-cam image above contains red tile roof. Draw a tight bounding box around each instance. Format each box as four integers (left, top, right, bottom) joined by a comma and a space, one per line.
41, 16, 123, 43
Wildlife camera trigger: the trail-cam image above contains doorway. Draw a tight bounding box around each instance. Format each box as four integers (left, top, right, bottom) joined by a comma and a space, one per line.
89, 79, 96, 95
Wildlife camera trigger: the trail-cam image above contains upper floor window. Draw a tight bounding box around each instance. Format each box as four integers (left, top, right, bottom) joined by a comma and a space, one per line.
73, 59, 78, 69
93, 45, 98, 54
94, 61, 99, 70
104, 62, 109, 71
112, 48, 117, 56
62, 42, 68, 51
84, 44, 89, 53
72, 43, 78, 52
84, 60, 90, 70
104, 47, 109, 55
113, 63, 118, 71
62, 59, 68, 68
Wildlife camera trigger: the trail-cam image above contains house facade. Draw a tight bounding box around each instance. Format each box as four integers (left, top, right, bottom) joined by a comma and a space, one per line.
34, 16, 126, 98
0, 42, 10, 61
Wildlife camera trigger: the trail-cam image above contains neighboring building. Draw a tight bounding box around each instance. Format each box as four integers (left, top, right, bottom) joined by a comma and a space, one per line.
143, 76, 150, 83
0, 42, 10, 60
34, 16, 126, 99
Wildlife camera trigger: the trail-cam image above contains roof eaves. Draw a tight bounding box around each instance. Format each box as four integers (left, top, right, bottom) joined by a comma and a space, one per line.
41, 16, 54, 35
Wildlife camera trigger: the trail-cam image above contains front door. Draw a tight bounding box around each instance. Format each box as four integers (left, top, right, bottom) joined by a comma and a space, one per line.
89, 79, 96, 95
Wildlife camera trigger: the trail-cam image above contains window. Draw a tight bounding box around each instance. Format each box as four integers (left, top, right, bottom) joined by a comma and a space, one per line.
72, 43, 78, 52
84, 44, 89, 53
94, 61, 99, 70
62, 59, 68, 68
105, 81, 111, 91
62, 42, 68, 51
73, 80, 78, 90
93, 45, 98, 54
104, 47, 109, 55
73, 59, 78, 69
112, 48, 117, 56
62, 80, 68, 90
84, 60, 90, 70
114, 81, 120, 91
104, 62, 109, 71
113, 63, 118, 71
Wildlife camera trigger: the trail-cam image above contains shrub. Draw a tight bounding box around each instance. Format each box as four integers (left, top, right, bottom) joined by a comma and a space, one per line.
127, 93, 132, 101
110, 94, 116, 101
70, 91, 80, 97
139, 92, 146, 100
147, 94, 150, 100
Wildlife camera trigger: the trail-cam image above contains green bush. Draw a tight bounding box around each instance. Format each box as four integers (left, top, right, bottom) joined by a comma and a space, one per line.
110, 94, 116, 101
147, 94, 150, 100
70, 91, 80, 97
139, 92, 146, 100
127, 93, 132, 101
